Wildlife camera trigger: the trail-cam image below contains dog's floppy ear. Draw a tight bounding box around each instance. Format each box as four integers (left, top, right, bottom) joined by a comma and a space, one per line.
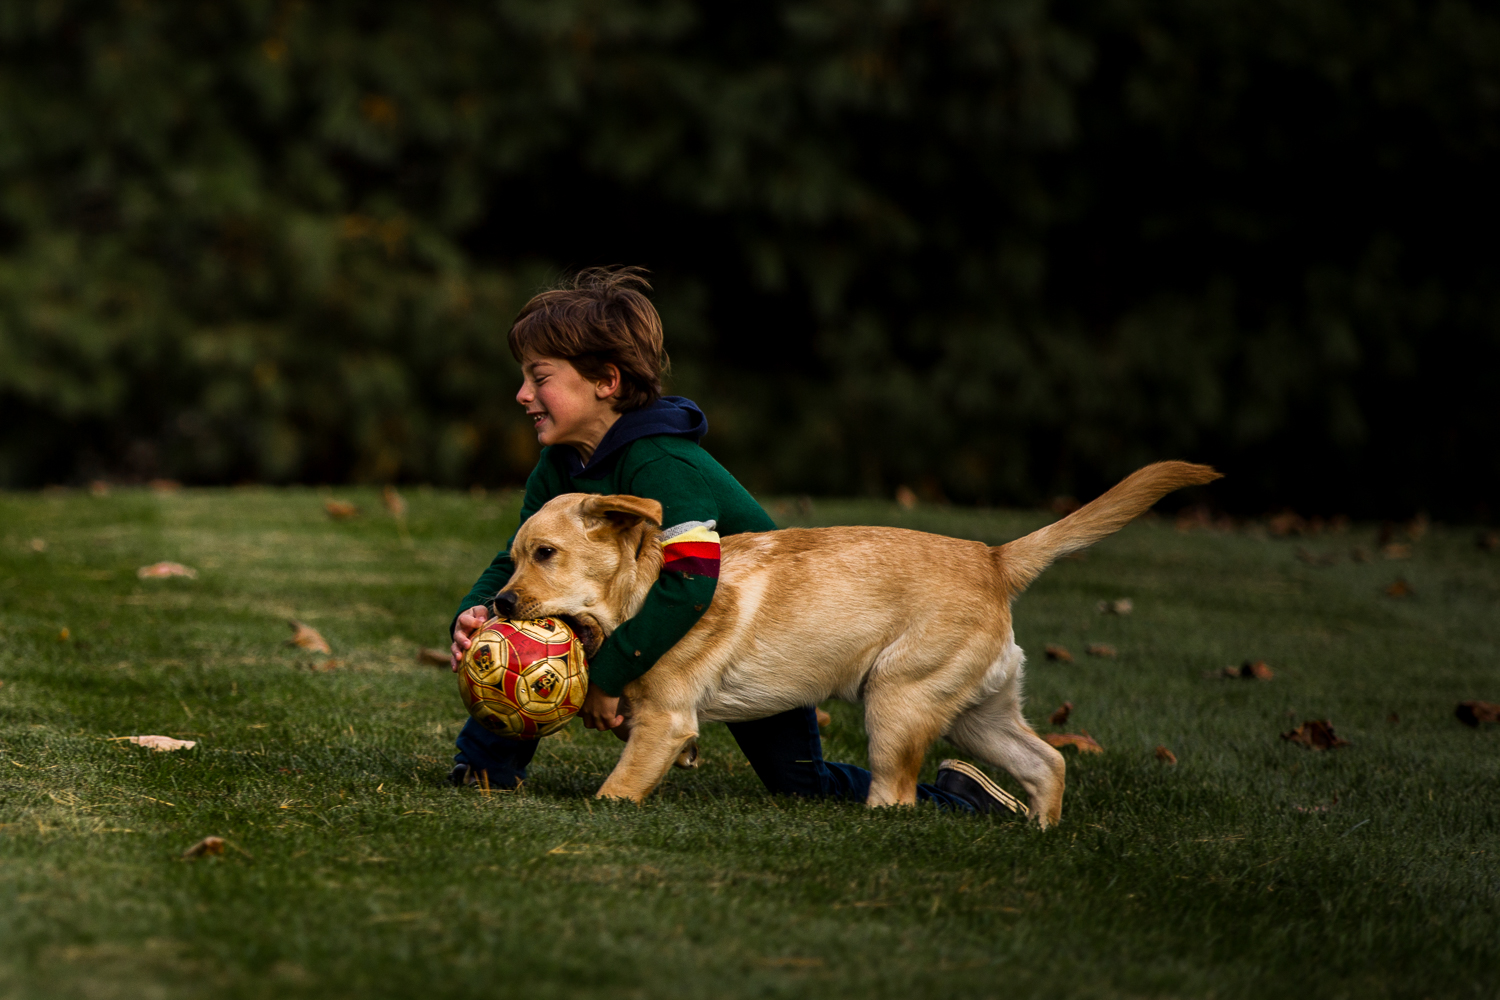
579, 494, 663, 533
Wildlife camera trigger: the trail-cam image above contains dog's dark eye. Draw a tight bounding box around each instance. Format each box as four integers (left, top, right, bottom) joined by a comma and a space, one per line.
534, 546, 556, 562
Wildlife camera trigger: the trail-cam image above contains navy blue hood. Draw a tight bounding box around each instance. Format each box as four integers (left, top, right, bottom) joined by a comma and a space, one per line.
562, 396, 708, 476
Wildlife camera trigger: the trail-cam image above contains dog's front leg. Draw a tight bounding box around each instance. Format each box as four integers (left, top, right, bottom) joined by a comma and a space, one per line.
596, 703, 699, 803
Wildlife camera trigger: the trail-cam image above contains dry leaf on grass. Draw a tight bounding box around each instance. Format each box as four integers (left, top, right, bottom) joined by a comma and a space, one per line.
382, 485, 407, 518
1154, 745, 1177, 765
125, 735, 197, 752
417, 648, 449, 667
1048, 702, 1073, 726
137, 561, 197, 580
1281, 720, 1349, 751
1382, 543, 1412, 560
324, 500, 359, 520
815, 708, 832, 727
1385, 578, 1412, 598
182, 836, 225, 859
149, 479, 181, 494
1044, 644, 1073, 663
1454, 701, 1500, 727
286, 620, 331, 654
1477, 531, 1499, 552
1207, 660, 1274, 681
894, 485, 918, 510
1096, 598, 1133, 616
1349, 547, 1370, 563
1386, 712, 1400, 724
1296, 547, 1338, 567
1085, 643, 1117, 658
1042, 732, 1102, 754
28, 538, 46, 552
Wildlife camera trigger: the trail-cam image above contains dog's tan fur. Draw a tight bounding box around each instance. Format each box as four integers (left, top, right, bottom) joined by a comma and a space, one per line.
499, 461, 1220, 827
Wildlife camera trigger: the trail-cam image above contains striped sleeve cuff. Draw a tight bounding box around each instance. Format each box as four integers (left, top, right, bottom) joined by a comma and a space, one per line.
660, 519, 720, 579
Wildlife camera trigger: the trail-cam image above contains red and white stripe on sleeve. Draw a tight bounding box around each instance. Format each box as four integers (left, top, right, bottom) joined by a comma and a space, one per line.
659, 519, 721, 578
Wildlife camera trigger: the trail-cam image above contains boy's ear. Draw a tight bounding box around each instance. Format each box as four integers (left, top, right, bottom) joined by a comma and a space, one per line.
579, 495, 663, 533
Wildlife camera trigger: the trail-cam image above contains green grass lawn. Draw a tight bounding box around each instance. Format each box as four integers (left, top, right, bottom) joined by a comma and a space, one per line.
1, 485, 1496, 1000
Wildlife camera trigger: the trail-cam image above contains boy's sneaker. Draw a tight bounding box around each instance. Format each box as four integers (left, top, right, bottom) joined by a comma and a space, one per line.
446, 762, 521, 790
935, 759, 1029, 818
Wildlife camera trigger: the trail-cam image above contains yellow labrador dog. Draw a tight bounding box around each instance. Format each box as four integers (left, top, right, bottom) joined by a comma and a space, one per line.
496, 461, 1218, 827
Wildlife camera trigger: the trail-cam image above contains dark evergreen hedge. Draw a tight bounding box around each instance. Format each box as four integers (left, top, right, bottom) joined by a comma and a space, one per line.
2, 1, 1496, 516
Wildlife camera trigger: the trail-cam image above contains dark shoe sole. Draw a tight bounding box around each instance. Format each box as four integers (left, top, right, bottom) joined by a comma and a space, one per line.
936, 759, 1029, 817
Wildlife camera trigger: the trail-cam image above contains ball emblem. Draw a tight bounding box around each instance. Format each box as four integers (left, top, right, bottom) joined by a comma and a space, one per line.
457, 617, 589, 739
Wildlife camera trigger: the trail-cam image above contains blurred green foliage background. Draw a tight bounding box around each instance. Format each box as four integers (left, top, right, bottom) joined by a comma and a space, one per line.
1, 0, 1496, 516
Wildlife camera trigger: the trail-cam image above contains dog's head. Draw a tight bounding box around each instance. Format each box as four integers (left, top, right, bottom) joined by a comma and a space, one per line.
493, 493, 664, 656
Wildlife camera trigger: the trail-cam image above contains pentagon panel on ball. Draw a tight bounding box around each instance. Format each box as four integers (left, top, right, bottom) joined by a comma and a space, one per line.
457, 617, 589, 739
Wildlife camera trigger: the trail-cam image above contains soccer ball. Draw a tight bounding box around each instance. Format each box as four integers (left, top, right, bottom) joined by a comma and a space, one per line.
457, 617, 589, 739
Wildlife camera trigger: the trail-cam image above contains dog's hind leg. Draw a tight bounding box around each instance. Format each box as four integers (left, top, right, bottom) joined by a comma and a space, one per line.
944, 688, 1066, 828
596, 704, 699, 803
862, 686, 952, 807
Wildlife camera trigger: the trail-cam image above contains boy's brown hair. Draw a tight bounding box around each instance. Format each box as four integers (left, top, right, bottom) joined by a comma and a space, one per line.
508, 267, 668, 412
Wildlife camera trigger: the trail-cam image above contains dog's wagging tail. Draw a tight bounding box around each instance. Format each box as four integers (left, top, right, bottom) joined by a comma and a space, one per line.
997, 460, 1221, 593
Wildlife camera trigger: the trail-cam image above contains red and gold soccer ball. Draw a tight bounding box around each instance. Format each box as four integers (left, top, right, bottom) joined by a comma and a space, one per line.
457, 617, 589, 739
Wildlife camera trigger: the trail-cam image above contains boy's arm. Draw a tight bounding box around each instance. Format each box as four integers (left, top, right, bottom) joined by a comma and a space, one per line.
587, 457, 722, 697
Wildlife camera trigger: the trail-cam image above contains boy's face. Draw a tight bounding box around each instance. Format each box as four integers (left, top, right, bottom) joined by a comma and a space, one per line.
516, 355, 620, 452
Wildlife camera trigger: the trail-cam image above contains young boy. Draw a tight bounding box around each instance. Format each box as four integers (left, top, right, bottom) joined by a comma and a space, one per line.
445, 268, 1014, 814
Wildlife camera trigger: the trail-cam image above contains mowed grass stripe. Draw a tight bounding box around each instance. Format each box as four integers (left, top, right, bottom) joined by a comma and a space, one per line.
0, 487, 1496, 1000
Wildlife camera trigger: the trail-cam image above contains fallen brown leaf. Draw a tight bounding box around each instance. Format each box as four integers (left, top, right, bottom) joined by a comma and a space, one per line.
1281, 719, 1349, 751
1454, 701, 1500, 727
1386, 712, 1400, 724
815, 708, 832, 727
1207, 660, 1274, 681
1042, 731, 1103, 754
126, 735, 197, 752
382, 485, 407, 518
1382, 543, 1412, 560
1048, 702, 1073, 726
1096, 598, 1133, 616
1384, 578, 1412, 598
417, 647, 449, 667
286, 620, 331, 654
1175, 504, 1213, 532
1085, 643, 1117, 658
1154, 745, 1177, 765
1476, 531, 1499, 552
324, 499, 359, 520
1268, 510, 1306, 537
1296, 547, 1338, 567
1405, 513, 1429, 542
894, 485, 918, 510
1242, 660, 1274, 680
1044, 644, 1073, 663
1349, 546, 1370, 563
149, 479, 182, 494
137, 561, 198, 580
28, 538, 46, 552
182, 836, 225, 859
89, 480, 110, 497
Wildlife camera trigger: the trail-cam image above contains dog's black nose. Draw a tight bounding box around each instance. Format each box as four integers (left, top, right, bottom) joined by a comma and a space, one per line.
491, 591, 518, 619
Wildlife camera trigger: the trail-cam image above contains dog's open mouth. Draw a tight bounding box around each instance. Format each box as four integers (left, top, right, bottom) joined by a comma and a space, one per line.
557, 613, 605, 658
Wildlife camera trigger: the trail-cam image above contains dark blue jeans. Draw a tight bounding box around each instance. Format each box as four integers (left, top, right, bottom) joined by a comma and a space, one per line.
454, 705, 973, 811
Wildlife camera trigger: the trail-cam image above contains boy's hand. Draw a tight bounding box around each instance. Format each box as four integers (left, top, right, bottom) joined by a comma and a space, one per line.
449, 605, 491, 672
581, 683, 624, 731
